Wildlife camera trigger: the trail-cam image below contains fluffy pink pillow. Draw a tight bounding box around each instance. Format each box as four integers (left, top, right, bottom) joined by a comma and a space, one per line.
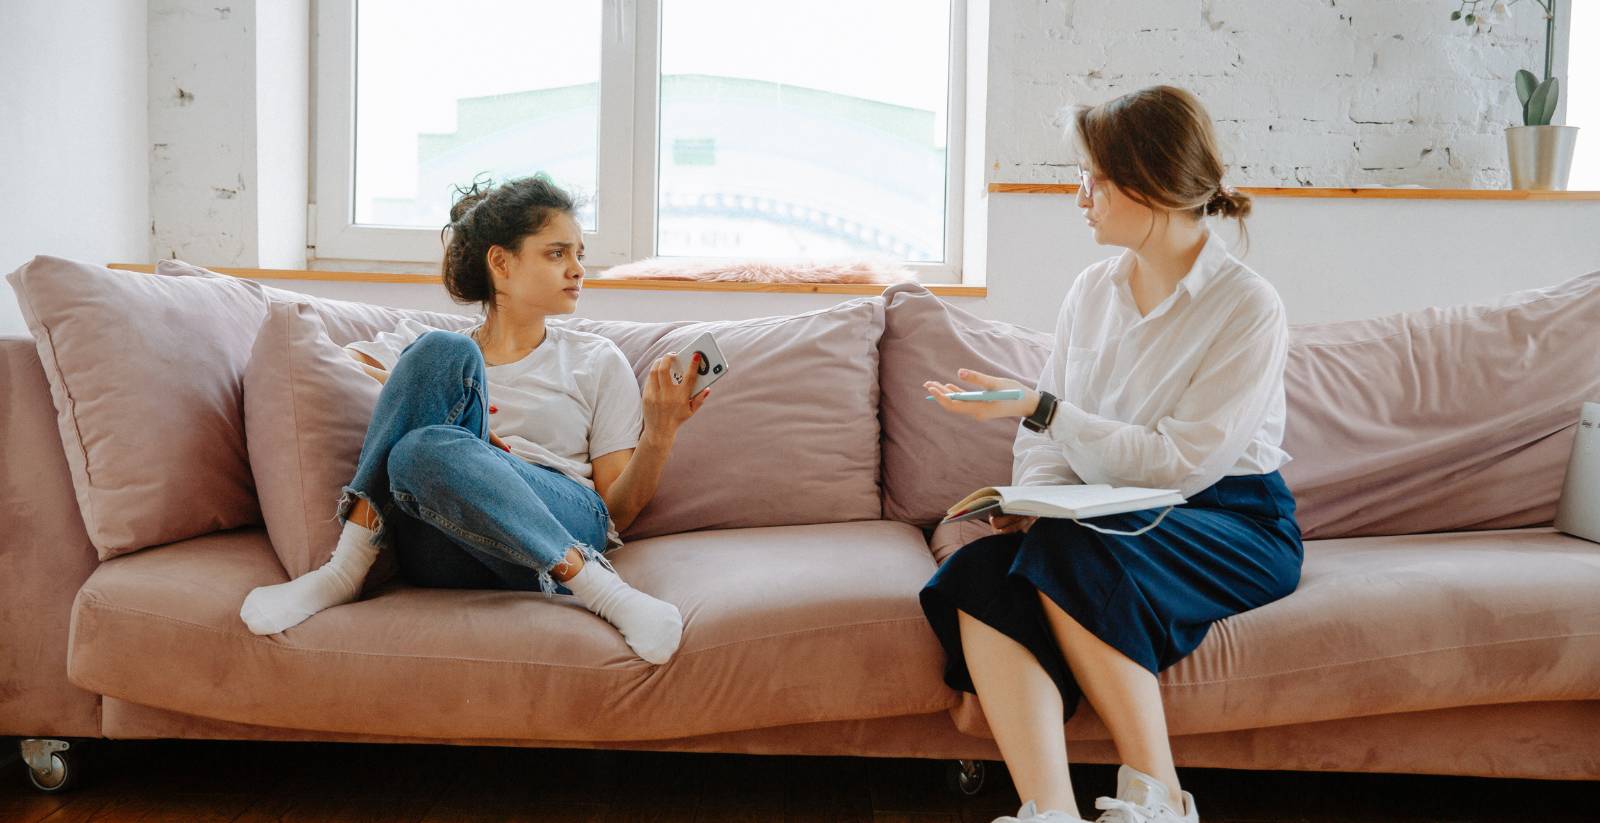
559, 298, 887, 540
599, 257, 914, 284
1281, 270, 1600, 539
877, 283, 1053, 526
6, 256, 267, 557
244, 301, 383, 578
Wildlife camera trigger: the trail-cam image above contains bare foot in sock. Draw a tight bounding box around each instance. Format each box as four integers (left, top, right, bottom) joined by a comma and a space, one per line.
562, 554, 683, 664
240, 520, 380, 635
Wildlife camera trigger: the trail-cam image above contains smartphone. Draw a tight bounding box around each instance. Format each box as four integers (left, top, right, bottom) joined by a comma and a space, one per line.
926, 389, 1026, 402
671, 332, 730, 395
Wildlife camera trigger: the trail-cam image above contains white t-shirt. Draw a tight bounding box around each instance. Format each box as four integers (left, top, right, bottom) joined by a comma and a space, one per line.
347, 319, 645, 491
1012, 229, 1292, 498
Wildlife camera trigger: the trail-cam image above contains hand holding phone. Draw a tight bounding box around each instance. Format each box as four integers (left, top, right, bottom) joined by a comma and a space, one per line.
670, 331, 730, 395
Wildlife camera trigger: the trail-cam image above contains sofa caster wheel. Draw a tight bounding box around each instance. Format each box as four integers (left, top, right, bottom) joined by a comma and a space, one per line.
946, 759, 988, 796
20, 738, 79, 793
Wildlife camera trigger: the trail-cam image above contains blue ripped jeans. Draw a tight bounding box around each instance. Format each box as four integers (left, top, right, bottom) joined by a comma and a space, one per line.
340, 330, 612, 594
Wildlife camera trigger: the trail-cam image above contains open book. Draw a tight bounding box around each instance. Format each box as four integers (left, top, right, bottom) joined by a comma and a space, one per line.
944, 484, 1186, 524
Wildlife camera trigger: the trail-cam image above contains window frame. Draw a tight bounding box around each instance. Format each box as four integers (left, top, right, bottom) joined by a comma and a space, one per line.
313, 0, 967, 282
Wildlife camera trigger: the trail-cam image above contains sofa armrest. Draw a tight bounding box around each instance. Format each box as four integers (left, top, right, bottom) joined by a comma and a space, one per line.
1, 335, 101, 737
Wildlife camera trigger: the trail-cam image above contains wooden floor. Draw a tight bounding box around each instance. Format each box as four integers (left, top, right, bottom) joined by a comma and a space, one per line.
1, 738, 1596, 822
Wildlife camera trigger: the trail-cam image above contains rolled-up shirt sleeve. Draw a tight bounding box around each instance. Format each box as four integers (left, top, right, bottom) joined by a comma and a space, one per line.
1044, 287, 1288, 497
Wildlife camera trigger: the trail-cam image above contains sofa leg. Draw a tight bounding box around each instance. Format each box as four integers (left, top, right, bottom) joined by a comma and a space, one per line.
20, 738, 80, 793
945, 758, 989, 797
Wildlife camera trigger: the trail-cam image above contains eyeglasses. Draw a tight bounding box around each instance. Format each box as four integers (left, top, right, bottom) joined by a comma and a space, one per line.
1078, 168, 1097, 200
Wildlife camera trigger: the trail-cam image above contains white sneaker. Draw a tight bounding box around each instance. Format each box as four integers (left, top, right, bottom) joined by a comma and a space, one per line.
1091, 765, 1198, 823
993, 800, 1086, 822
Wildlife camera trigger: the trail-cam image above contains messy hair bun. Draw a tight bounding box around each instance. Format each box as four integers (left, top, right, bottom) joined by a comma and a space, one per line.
1204, 186, 1252, 220
440, 174, 579, 309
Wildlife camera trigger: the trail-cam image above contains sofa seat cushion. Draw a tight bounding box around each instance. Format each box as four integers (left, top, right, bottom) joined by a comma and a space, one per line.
68, 521, 954, 742
932, 525, 1600, 738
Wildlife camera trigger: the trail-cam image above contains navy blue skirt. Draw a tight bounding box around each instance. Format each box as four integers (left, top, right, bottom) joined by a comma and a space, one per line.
919, 471, 1303, 715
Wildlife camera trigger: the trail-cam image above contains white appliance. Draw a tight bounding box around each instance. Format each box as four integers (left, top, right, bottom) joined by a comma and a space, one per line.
1555, 401, 1600, 544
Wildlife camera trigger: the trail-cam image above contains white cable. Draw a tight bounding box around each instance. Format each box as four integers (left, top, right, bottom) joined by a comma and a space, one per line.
1070, 505, 1175, 537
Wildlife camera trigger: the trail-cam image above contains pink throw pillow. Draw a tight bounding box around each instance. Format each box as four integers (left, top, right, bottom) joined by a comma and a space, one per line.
6, 256, 267, 557
244, 301, 383, 578
877, 283, 1053, 526
559, 298, 887, 540
1281, 270, 1600, 539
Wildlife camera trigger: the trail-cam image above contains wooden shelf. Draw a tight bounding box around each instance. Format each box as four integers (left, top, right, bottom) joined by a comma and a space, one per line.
989, 183, 1600, 200
108, 264, 987, 298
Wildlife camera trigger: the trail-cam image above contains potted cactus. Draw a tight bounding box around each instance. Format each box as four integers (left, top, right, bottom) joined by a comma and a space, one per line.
1451, 0, 1579, 189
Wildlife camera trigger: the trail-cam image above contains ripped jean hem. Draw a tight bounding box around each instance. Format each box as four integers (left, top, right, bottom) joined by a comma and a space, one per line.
336, 487, 393, 547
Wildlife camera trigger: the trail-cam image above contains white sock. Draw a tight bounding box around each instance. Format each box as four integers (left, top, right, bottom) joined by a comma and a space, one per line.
562, 554, 683, 664
240, 521, 380, 635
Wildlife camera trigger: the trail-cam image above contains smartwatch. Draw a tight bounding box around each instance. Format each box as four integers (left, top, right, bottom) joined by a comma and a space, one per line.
1023, 391, 1059, 433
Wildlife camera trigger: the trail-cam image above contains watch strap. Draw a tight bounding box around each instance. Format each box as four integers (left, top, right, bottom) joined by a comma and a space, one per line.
1024, 391, 1058, 433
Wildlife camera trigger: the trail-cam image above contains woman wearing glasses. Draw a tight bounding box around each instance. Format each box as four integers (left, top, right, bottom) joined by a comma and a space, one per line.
920, 86, 1302, 823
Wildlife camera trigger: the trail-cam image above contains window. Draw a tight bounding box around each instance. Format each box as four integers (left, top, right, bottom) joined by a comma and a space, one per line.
316, 0, 967, 280
1564, 1, 1598, 189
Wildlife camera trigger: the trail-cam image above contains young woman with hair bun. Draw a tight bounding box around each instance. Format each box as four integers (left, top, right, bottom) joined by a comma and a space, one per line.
240, 175, 707, 666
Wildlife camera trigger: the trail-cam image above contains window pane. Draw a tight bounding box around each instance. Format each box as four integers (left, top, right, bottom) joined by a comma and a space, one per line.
657, 0, 951, 262
1568, 2, 1599, 189
354, 1, 601, 230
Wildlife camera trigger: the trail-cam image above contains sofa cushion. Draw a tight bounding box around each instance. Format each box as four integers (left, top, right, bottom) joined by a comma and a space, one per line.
243, 301, 384, 580
878, 283, 1053, 526
67, 520, 953, 742
1281, 270, 1600, 539
558, 299, 887, 540
930, 523, 1600, 738
6, 256, 269, 557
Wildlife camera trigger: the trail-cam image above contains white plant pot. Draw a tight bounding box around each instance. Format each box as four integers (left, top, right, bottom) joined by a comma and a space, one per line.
1505, 125, 1580, 190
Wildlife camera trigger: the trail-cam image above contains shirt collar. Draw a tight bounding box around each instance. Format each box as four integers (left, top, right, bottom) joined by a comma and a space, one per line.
1109, 229, 1229, 299
1177, 229, 1229, 297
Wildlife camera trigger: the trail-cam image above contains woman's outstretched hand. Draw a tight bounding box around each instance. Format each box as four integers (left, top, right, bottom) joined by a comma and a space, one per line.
643, 352, 711, 441
923, 369, 1040, 421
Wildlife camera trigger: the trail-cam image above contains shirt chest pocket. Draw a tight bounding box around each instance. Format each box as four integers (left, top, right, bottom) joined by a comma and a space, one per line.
1061, 346, 1099, 396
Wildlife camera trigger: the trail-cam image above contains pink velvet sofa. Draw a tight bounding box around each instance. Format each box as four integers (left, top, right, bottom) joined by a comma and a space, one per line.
3, 256, 1598, 794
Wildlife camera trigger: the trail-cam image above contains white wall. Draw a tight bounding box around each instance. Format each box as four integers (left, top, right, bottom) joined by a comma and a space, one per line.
982, 192, 1600, 330
0, 0, 150, 336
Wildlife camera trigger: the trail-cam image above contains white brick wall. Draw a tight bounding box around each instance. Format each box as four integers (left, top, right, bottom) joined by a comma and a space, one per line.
988, 0, 1551, 187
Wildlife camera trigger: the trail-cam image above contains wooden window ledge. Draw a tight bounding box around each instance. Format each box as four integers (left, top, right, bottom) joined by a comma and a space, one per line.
990, 183, 1600, 200
109, 264, 987, 298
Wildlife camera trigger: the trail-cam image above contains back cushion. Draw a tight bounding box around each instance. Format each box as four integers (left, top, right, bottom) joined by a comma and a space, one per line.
6, 256, 268, 557
878, 283, 1052, 526
559, 298, 887, 540
1281, 270, 1600, 539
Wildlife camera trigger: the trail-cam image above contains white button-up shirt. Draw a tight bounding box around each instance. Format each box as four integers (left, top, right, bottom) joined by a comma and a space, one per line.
1013, 230, 1292, 498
